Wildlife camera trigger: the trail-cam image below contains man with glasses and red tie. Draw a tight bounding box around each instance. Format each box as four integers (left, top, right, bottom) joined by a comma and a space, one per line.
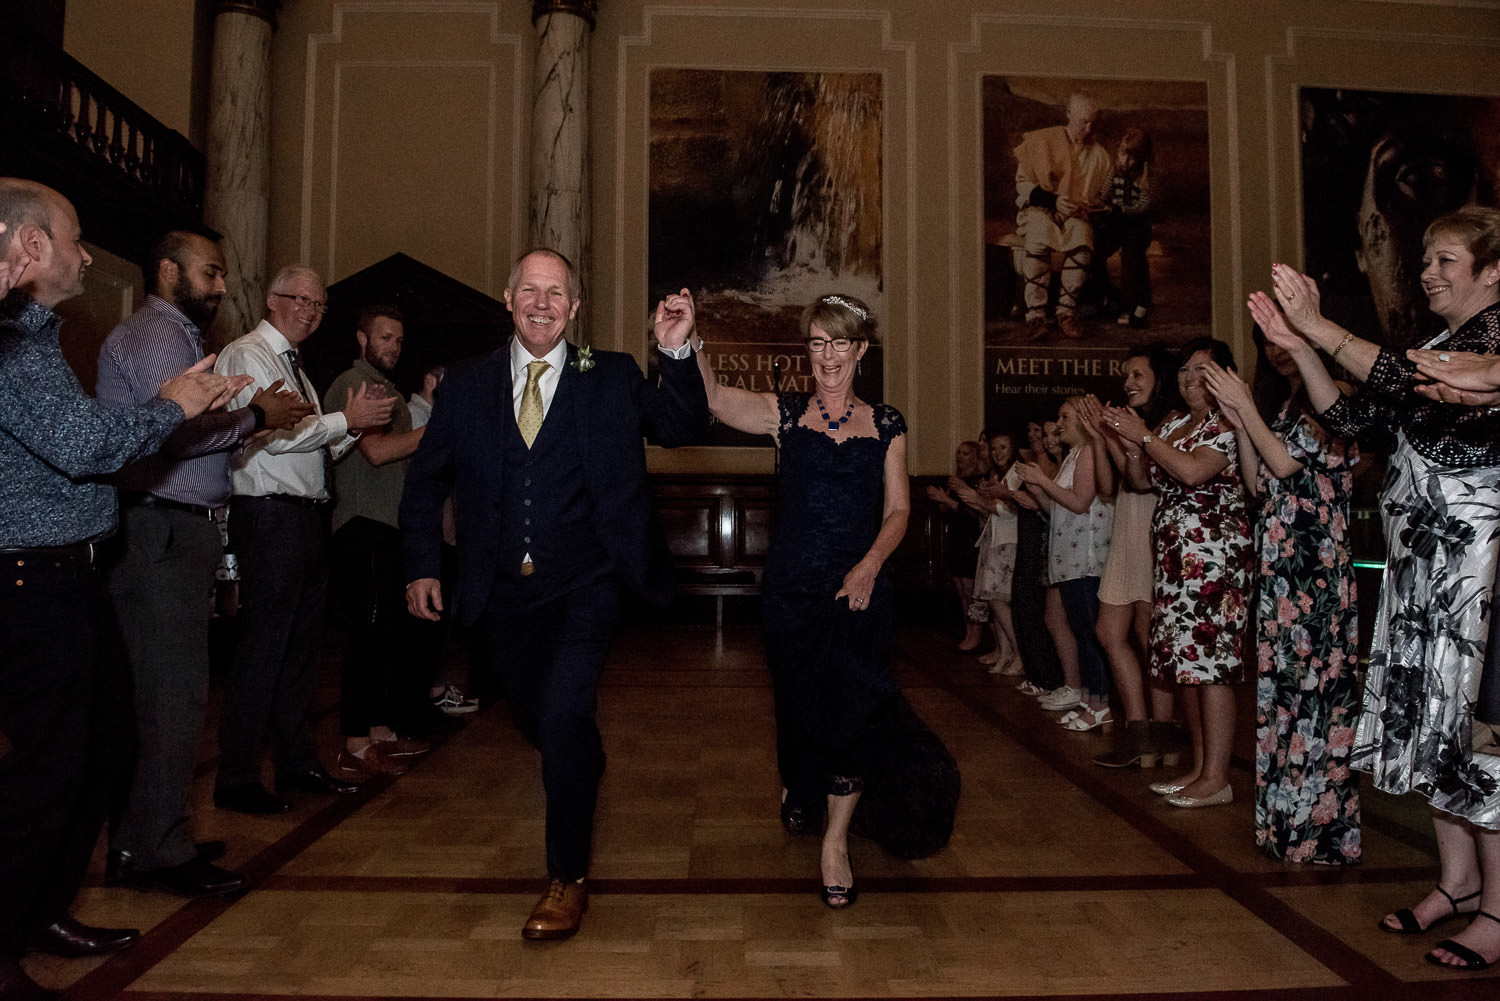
212, 265, 395, 814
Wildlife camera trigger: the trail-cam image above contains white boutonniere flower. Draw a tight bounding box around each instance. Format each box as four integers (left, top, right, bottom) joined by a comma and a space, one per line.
571, 345, 595, 373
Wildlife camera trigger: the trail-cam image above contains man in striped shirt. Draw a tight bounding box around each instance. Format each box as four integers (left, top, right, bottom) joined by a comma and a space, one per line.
95, 231, 312, 898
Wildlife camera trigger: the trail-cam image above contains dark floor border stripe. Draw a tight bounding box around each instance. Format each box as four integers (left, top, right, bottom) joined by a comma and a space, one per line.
236, 864, 1439, 896
249, 872, 1217, 895
898, 640, 1407, 994
115, 985, 1500, 1001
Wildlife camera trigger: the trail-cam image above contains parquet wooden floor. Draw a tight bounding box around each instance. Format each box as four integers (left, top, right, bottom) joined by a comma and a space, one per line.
25, 615, 1500, 1000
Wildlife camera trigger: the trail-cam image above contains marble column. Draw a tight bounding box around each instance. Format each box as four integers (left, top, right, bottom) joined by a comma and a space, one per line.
204, 1, 277, 348
531, 1, 595, 334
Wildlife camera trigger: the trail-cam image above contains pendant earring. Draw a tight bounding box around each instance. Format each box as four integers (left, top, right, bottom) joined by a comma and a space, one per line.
857, 359, 863, 375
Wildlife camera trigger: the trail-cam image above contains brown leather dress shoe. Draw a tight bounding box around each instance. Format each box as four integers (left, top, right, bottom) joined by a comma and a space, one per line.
372, 735, 431, 758
522, 879, 587, 940
337, 745, 407, 776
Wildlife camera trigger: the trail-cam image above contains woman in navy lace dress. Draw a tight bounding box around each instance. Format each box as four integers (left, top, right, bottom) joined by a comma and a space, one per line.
685, 291, 912, 909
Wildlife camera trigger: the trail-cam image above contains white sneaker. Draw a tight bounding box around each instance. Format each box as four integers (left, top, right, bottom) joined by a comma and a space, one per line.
431, 684, 479, 716
1037, 685, 1084, 711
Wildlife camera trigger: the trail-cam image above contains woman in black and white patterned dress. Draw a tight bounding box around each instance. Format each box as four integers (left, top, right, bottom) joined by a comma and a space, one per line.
1249, 206, 1500, 972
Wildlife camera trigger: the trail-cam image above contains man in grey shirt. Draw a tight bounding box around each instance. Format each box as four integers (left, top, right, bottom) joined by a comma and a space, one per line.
327, 306, 433, 776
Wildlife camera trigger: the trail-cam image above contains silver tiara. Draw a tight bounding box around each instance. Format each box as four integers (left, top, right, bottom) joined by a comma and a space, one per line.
822, 295, 868, 320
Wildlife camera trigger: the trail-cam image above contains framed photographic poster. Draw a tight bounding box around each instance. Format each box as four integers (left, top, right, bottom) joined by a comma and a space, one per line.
649, 69, 884, 445
982, 76, 1211, 435
1300, 86, 1500, 353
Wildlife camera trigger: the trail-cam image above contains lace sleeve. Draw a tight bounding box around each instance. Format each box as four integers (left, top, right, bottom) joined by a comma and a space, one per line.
876, 402, 906, 441
875, 403, 908, 443
777, 392, 808, 438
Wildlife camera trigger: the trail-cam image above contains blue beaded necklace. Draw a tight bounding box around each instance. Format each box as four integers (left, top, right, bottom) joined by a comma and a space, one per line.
815, 397, 855, 431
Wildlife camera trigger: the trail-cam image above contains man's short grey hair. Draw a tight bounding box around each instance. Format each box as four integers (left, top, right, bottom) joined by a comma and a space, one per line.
268, 264, 323, 295
0, 177, 58, 249
507, 247, 581, 300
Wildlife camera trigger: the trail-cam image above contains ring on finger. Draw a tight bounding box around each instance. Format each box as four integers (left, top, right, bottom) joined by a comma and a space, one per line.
1439, 353, 1452, 362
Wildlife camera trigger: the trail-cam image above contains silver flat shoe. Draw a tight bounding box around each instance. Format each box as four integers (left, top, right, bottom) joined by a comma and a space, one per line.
1148, 780, 1187, 796
1165, 785, 1233, 808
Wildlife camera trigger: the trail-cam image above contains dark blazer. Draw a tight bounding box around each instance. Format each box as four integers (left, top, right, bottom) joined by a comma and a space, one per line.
400, 340, 708, 626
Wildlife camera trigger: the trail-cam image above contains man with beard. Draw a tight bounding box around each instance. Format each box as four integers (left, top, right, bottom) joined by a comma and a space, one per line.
95, 230, 314, 896
325, 306, 437, 777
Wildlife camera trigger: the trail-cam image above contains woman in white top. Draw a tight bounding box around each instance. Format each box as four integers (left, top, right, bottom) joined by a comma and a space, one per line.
1015, 398, 1115, 729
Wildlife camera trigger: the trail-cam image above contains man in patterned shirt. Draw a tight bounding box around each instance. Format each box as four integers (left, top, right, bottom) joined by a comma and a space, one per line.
0, 178, 246, 1001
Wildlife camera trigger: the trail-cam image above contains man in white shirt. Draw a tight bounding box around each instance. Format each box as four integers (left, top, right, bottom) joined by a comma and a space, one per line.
211, 265, 394, 814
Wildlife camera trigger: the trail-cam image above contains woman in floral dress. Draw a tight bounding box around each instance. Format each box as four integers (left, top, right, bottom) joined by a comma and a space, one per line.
1203, 330, 1361, 864
1103, 338, 1254, 808
1250, 206, 1500, 970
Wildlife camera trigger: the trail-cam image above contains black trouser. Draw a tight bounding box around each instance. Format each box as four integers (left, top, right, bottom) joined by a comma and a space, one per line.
217, 496, 326, 790
0, 552, 129, 957
332, 517, 424, 736
107, 503, 221, 871
1013, 512, 1062, 690
481, 572, 620, 882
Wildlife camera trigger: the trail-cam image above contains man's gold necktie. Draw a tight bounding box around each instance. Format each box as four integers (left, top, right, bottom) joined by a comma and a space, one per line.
517, 359, 549, 448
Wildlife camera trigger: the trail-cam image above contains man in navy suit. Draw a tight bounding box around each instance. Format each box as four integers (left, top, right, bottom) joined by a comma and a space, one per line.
401, 248, 707, 940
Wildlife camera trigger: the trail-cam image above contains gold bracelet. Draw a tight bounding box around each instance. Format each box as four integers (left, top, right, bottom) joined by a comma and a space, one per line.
1330, 332, 1354, 363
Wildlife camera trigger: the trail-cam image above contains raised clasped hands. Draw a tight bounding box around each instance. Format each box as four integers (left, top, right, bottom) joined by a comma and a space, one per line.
1010, 460, 1042, 486
342, 381, 396, 432
250, 377, 316, 431
653, 287, 695, 350
1407, 348, 1500, 407
1098, 403, 1148, 446
1268, 263, 1323, 332
159, 354, 253, 420
1075, 394, 1106, 433
1200, 360, 1251, 428
1246, 290, 1318, 361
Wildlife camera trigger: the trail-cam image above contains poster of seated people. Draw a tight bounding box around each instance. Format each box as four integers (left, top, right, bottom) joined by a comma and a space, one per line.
649, 69, 884, 446
983, 76, 1211, 433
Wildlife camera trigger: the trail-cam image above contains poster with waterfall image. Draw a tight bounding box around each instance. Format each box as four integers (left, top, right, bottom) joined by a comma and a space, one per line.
649, 69, 883, 446
983, 76, 1210, 435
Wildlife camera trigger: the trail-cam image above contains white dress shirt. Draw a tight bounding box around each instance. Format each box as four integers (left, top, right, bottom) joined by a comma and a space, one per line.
508, 338, 694, 419
216, 319, 357, 499
510, 338, 570, 420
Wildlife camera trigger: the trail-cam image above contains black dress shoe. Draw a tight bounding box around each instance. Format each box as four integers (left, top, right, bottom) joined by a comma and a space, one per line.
123, 856, 248, 898
214, 783, 292, 815
275, 766, 359, 796
107, 839, 229, 883
29, 916, 138, 958
0, 956, 63, 1001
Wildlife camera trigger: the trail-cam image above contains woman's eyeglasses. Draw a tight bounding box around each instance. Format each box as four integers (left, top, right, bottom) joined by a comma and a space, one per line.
805, 337, 854, 353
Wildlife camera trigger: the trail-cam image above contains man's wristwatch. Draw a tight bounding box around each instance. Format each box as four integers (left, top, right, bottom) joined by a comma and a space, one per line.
248, 403, 266, 431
